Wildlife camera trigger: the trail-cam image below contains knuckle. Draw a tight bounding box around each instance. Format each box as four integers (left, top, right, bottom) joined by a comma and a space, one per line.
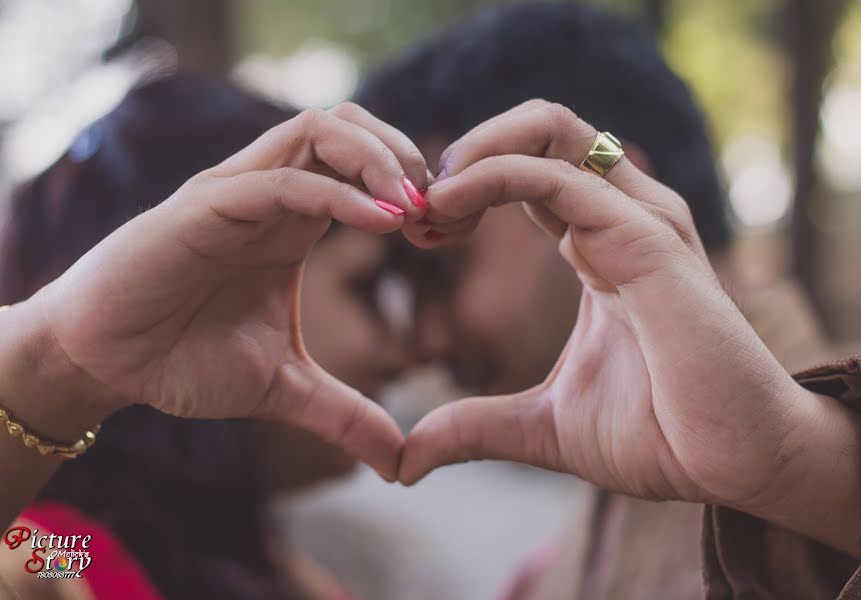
520, 98, 549, 111
373, 140, 399, 169
543, 101, 576, 127
549, 174, 568, 205
330, 101, 364, 120
296, 107, 327, 130
609, 217, 679, 259
402, 146, 427, 171
646, 206, 694, 249
266, 167, 297, 190
662, 192, 697, 245
174, 174, 211, 208
674, 196, 696, 230
553, 157, 578, 176
329, 179, 354, 200
552, 158, 584, 188
265, 119, 292, 140
538, 102, 579, 153
186, 169, 217, 188
594, 176, 618, 195
375, 140, 394, 160
665, 189, 690, 218
548, 161, 574, 199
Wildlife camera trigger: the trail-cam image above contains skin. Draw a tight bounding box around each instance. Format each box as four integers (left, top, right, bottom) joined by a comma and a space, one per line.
0, 101, 430, 535
250, 227, 411, 490
0, 98, 858, 589
410, 139, 665, 395
0, 150, 414, 600
400, 100, 861, 560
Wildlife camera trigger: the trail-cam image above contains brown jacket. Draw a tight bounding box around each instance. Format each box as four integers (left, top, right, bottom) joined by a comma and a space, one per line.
703, 356, 861, 600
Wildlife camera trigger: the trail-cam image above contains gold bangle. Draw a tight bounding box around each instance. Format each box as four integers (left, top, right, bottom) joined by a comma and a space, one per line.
0, 304, 100, 459
0, 406, 100, 459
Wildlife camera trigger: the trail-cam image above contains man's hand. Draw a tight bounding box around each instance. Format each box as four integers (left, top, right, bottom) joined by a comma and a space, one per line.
400, 100, 861, 559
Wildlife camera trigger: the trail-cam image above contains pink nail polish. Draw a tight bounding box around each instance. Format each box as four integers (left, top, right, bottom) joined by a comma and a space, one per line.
403, 176, 427, 209
374, 199, 404, 216
425, 230, 443, 241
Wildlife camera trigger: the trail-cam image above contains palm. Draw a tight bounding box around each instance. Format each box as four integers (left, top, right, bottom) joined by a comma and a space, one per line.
547, 288, 702, 501
401, 100, 807, 508
146, 271, 299, 418
402, 268, 791, 505
23, 103, 432, 479
39, 202, 326, 419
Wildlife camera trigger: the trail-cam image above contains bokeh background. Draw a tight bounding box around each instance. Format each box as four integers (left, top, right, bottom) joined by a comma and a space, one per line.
1, 0, 860, 339
1, 1, 859, 598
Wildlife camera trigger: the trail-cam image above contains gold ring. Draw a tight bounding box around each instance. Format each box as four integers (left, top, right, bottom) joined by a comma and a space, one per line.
580, 131, 624, 177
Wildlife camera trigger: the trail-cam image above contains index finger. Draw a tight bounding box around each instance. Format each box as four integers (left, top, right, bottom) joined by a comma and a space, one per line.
425, 154, 638, 229
438, 99, 678, 214
330, 102, 431, 197
212, 109, 422, 218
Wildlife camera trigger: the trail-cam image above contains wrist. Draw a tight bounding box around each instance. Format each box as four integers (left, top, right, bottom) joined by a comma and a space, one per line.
737, 380, 861, 558
0, 297, 117, 444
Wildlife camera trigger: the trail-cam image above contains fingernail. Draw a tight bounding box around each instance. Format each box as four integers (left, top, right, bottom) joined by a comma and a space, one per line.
425, 230, 443, 241
374, 199, 405, 216
429, 173, 454, 191
403, 176, 427, 209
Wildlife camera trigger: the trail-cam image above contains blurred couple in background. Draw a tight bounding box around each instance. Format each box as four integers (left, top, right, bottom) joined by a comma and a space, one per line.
0, 3, 854, 600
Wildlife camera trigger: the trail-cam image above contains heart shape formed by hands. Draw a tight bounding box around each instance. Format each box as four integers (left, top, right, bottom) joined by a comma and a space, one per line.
31, 103, 431, 482
396, 100, 818, 522
30, 99, 823, 523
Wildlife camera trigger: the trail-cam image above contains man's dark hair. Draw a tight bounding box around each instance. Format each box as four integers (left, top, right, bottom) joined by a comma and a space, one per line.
356, 1, 732, 250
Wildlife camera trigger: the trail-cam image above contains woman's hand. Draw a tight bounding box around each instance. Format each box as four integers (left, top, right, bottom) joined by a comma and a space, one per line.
400, 101, 861, 557
23, 102, 428, 480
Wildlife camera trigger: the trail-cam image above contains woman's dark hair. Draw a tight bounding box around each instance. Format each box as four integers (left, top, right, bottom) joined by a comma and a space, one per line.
0, 74, 303, 599
356, 1, 732, 251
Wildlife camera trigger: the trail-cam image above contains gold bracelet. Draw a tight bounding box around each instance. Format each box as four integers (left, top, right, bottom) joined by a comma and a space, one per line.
0, 304, 101, 459
0, 406, 100, 459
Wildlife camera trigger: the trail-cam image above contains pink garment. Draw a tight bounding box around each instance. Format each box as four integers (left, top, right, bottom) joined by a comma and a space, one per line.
499, 543, 561, 600
21, 501, 164, 600
21, 501, 356, 600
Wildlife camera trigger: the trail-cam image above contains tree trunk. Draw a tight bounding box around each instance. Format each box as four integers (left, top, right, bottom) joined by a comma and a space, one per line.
134, 0, 233, 76
784, 0, 849, 333
643, 0, 668, 34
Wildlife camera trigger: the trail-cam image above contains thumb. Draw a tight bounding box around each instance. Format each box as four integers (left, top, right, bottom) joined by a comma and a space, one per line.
399, 386, 562, 485
523, 202, 567, 240
272, 360, 404, 482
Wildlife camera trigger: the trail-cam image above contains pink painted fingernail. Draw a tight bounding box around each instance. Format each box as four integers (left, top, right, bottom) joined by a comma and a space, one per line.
425, 230, 443, 241
403, 176, 427, 209
374, 199, 404, 216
